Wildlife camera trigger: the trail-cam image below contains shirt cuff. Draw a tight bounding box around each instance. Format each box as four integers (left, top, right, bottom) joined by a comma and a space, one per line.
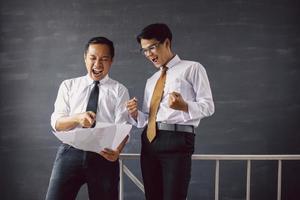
185, 101, 200, 121
51, 115, 58, 132
51, 112, 67, 132
127, 114, 138, 126
127, 110, 147, 128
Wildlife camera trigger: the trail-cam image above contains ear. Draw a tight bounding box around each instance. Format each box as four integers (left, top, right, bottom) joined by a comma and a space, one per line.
84, 53, 89, 65
164, 38, 171, 49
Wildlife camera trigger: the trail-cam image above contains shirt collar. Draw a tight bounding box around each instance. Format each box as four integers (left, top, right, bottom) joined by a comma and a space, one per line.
85, 74, 110, 86
161, 54, 181, 70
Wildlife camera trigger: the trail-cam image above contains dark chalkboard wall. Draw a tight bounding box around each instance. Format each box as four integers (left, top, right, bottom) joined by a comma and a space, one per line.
0, 0, 299, 199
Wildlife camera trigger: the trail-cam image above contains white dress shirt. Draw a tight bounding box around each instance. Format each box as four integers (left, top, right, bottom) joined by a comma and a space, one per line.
134, 55, 214, 128
51, 74, 129, 131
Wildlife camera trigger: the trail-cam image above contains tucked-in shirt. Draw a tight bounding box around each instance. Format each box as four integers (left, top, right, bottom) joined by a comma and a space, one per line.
51, 74, 129, 131
133, 55, 214, 128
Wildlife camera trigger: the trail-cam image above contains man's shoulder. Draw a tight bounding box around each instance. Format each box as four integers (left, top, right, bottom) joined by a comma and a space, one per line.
180, 59, 202, 67
106, 77, 128, 92
60, 76, 86, 88
62, 75, 85, 82
178, 59, 206, 73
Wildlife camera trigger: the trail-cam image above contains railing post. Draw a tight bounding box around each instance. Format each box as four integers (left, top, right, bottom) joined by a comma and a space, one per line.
215, 160, 219, 200
246, 160, 251, 200
277, 160, 282, 200
119, 159, 124, 200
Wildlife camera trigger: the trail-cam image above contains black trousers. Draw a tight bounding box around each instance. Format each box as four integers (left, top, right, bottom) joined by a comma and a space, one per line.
141, 128, 195, 200
45, 144, 119, 200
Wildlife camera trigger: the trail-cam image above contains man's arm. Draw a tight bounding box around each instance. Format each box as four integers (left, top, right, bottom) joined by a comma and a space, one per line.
184, 63, 215, 119
55, 111, 96, 132
168, 91, 189, 112
127, 97, 139, 121
167, 63, 214, 119
126, 98, 149, 128
52, 80, 98, 132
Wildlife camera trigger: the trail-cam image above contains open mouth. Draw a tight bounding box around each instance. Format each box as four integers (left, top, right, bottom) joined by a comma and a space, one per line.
151, 56, 159, 64
92, 68, 103, 76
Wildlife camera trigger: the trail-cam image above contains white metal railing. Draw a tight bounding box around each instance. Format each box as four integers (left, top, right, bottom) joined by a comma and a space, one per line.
119, 154, 300, 200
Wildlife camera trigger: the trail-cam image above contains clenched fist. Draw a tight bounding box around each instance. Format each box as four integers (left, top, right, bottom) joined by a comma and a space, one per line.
168, 92, 188, 112
77, 111, 96, 128
126, 97, 138, 120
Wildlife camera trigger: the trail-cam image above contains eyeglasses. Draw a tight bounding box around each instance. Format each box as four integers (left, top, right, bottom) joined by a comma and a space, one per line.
140, 42, 161, 55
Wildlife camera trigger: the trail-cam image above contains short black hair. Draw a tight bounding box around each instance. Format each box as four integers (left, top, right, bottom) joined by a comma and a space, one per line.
84, 36, 114, 58
136, 23, 172, 44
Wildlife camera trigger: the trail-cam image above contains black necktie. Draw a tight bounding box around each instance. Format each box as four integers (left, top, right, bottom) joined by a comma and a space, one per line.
86, 81, 99, 128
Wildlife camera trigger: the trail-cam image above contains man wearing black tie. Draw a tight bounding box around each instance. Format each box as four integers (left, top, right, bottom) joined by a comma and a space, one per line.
127, 23, 215, 200
46, 37, 129, 200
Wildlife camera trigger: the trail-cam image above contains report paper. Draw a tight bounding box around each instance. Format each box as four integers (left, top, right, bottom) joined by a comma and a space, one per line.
53, 123, 132, 153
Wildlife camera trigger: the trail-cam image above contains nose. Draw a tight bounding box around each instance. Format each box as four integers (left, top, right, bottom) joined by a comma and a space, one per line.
94, 59, 103, 67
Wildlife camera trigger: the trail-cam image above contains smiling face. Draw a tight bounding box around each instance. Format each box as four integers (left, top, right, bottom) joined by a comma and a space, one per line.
84, 43, 113, 81
140, 38, 173, 69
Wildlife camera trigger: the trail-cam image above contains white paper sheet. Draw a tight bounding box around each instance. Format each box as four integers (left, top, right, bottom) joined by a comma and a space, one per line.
53, 123, 132, 153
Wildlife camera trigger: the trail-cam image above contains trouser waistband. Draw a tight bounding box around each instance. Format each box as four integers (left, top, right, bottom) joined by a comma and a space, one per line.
156, 122, 195, 134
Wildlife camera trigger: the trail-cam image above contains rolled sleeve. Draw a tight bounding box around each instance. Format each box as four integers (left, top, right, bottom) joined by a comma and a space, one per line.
51, 80, 70, 131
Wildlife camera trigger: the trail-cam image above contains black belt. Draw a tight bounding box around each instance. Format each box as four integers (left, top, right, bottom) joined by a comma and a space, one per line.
156, 122, 195, 134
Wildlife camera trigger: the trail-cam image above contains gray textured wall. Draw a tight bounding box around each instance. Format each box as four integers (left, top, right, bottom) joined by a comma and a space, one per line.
0, 0, 299, 199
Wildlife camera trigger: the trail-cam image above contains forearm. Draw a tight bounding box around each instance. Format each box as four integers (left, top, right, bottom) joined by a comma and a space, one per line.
55, 115, 80, 132
117, 135, 129, 153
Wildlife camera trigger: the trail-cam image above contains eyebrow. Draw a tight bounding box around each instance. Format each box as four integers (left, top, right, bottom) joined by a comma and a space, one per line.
88, 55, 111, 58
141, 43, 158, 50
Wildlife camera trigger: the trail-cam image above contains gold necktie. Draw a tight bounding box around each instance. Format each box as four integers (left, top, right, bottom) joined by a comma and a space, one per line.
147, 66, 167, 142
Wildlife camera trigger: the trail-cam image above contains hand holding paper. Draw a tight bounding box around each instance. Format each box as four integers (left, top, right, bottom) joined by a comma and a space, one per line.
53, 123, 132, 154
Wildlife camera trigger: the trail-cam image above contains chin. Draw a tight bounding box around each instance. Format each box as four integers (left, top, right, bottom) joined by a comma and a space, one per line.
153, 63, 161, 68
90, 74, 102, 81
95, 77, 103, 81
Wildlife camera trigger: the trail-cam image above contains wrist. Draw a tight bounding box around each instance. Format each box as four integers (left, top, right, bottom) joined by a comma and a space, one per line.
116, 148, 121, 155
130, 112, 138, 121
182, 102, 189, 113
73, 114, 82, 125
133, 113, 138, 121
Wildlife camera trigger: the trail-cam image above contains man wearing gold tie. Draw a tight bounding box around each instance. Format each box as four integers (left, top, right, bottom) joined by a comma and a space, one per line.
127, 23, 215, 200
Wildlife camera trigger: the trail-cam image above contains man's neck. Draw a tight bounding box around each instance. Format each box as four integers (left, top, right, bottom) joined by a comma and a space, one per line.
163, 52, 175, 66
